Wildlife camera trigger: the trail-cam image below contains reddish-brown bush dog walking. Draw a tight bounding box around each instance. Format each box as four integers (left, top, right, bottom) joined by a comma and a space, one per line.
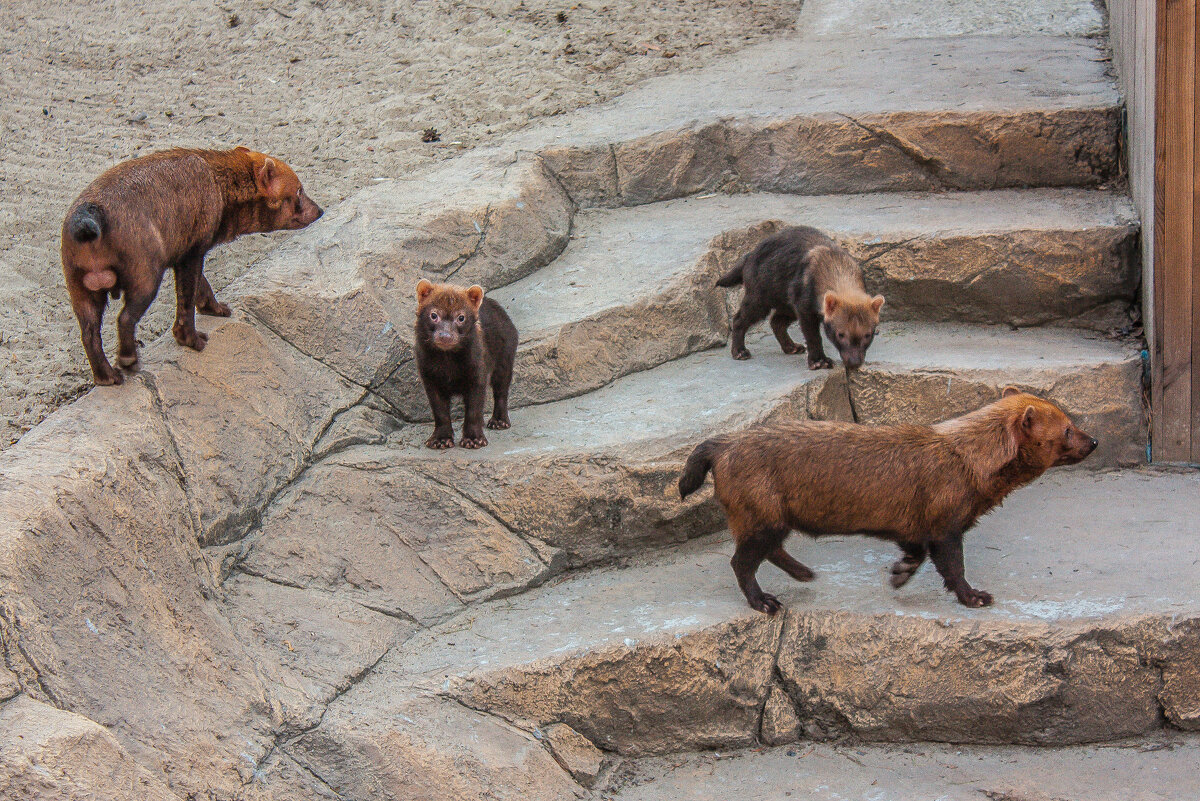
61, 147, 323, 386
678, 389, 1097, 614
717, 225, 884, 370
413, 279, 518, 450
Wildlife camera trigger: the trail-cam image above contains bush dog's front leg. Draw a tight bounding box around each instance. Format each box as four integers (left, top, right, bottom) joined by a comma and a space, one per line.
798, 309, 833, 370
171, 250, 208, 352
890, 542, 927, 588
460, 379, 489, 449
424, 383, 456, 449
928, 532, 992, 607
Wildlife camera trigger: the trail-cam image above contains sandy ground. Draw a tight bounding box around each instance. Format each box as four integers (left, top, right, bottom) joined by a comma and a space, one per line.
0, 0, 800, 449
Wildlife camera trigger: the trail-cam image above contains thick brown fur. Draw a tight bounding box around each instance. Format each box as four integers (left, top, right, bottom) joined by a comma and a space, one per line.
414, 279, 518, 450
678, 389, 1098, 614
717, 225, 884, 369
61, 146, 323, 386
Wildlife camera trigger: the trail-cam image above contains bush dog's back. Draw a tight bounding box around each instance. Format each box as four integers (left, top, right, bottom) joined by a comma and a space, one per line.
679, 389, 1097, 614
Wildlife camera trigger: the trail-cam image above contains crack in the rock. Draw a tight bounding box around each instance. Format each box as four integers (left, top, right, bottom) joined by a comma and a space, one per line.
609, 142, 624, 205
531, 150, 582, 215
855, 235, 922, 266
756, 609, 793, 744
838, 113, 965, 191
0, 606, 63, 707
843, 368, 861, 424
443, 204, 492, 281
232, 566, 424, 628
140, 372, 205, 544
272, 745, 350, 800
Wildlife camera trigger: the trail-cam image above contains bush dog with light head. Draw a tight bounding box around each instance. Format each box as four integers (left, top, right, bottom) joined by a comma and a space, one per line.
679, 389, 1097, 614
414, 280, 518, 449
62, 146, 323, 386
717, 225, 884, 370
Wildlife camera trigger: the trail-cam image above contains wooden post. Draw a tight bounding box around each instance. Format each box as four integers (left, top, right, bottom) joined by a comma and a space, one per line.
1153, 0, 1200, 462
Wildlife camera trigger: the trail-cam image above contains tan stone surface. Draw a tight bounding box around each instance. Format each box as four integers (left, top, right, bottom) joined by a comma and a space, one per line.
543, 722, 607, 787
0, 697, 179, 801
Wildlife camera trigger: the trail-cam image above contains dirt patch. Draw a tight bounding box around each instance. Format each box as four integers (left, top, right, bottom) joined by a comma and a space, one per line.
0, 0, 800, 449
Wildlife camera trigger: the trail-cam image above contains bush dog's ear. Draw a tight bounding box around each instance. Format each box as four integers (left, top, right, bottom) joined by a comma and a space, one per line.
822, 291, 840, 320
1001, 385, 1023, 398
255, 157, 283, 197
870, 295, 885, 315
416, 279, 435, 304
235, 145, 252, 154
1020, 404, 1037, 434
466, 285, 485, 312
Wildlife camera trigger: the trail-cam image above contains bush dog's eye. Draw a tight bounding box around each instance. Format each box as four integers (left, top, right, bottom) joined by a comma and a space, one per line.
457, 314, 466, 324
1065, 427, 1073, 438
429, 311, 439, 322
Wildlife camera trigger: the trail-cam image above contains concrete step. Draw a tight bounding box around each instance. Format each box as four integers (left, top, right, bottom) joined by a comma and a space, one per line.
523, 34, 1120, 206
605, 734, 1200, 801
283, 467, 1200, 782
380, 188, 1138, 419
238, 323, 1142, 636
276, 465, 1200, 791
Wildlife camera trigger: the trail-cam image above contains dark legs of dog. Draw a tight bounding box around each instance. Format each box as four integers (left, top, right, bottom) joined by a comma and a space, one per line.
69, 282, 120, 385
487, 369, 512, 430
929, 532, 992, 607
196, 273, 231, 317
769, 309, 803, 355
460, 380, 489, 449
767, 546, 815, 581
731, 526, 790, 615
890, 542, 927, 588
171, 251, 208, 352
730, 297, 769, 360
797, 310, 832, 370
115, 283, 157, 370
423, 383, 455, 449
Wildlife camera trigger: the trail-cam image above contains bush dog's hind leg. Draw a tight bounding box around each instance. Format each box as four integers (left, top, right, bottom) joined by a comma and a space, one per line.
730, 295, 769, 360
767, 545, 815, 582
487, 359, 512, 431
460, 379, 489, 449
890, 542, 927, 589
171, 249, 209, 353
196, 272, 231, 317
731, 526, 789, 615
929, 532, 993, 607
769, 309, 804, 355
116, 266, 160, 369
68, 280, 120, 385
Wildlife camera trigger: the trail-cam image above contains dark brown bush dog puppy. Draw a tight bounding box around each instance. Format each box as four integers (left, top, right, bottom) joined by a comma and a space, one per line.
717, 225, 884, 370
62, 147, 323, 386
679, 389, 1097, 614
414, 279, 518, 450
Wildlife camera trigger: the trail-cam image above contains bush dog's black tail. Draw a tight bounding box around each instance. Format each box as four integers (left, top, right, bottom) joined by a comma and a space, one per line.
679, 437, 723, 499
67, 203, 106, 243
714, 254, 747, 288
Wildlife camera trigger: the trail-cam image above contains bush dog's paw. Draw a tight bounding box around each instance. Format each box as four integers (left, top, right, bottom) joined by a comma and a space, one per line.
425, 436, 456, 450
732, 348, 752, 360
781, 343, 805, 355
890, 559, 921, 589
95, 366, 124, 386
172, 322, 209, 351
201, 300, 232, 317
749, 593, 784, 616
459, 436, 488, 449
807, 356, 834, 370
486, 418, 510, 430
956, 588, 993, 608
116, 354, 139, 369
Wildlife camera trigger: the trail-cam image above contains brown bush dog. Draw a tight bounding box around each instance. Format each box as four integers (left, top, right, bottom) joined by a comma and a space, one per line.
61, 147, 323, 386
716, 225, 884, 370
678, 389, 1098, 614
413, 280, 518, 450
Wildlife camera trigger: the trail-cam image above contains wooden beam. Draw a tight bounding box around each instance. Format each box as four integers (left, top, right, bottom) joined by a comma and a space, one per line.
1153, 0, 1197, 461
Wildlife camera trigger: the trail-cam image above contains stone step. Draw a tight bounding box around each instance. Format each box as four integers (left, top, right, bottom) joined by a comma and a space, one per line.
286, 468, 1200, 777
238, 323, 1142, 636
604, 734, 1200, 801
522, 34, 1120, 206
381, 188, 1138, 418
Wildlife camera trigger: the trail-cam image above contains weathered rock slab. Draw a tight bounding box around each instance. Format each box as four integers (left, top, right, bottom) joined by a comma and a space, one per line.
0, 697, 179, 801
